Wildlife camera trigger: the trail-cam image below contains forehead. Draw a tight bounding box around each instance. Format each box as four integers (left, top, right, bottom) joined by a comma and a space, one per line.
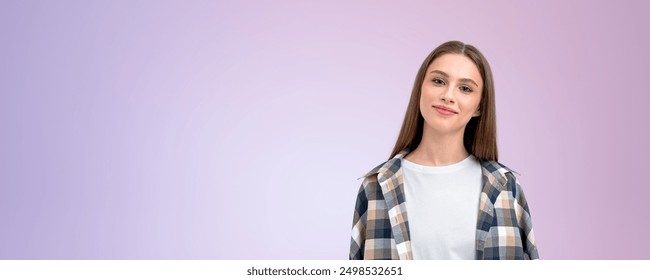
427, 53, 482, 84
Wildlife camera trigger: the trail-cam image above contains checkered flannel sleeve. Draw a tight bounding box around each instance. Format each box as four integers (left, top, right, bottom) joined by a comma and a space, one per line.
481, 172, 540, 260
510, 173, 539, 259
349, 181, 368, 260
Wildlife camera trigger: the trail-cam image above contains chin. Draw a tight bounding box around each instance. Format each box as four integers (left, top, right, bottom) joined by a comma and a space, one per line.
425, 120, 465, 134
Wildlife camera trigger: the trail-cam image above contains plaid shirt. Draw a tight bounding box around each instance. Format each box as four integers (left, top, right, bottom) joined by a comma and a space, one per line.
350, 149, 539, 260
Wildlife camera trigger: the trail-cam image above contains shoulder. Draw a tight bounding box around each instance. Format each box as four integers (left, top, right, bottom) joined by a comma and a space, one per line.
481, 160, 518, 177
480, 160, 522, 190
356, 149, 410, 181
357, 161, 387, 180
481, 160, 530, 203
354, 154, 406, 200
355, 160, 388, 197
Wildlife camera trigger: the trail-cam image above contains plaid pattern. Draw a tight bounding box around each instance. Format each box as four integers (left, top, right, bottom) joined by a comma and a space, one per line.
350, 149, 539, 260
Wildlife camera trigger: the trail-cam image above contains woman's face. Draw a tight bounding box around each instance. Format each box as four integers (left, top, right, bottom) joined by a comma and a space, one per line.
419, 53, 483, 136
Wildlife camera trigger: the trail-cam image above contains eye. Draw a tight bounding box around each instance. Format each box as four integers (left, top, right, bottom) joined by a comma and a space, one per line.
460, 85, 473, 93
432, 78, 445, 85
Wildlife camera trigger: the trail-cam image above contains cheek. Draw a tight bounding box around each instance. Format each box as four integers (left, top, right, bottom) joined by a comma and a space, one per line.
460, 91, 481, 107
419, 87, 436, 106
419, 91, 434, 112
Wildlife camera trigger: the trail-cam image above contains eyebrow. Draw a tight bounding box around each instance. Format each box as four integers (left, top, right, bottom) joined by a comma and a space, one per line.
429, 70, 480, 87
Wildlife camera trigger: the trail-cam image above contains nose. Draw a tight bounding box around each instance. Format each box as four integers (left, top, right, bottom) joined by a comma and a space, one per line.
440, 87, 455, 103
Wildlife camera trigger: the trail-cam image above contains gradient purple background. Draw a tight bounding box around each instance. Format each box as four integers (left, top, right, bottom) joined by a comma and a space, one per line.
1, 0, 649, 259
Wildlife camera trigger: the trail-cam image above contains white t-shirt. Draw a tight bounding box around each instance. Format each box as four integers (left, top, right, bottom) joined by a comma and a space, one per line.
402, 155, 482, 260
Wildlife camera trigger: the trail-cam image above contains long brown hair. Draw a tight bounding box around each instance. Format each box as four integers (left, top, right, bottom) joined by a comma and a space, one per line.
389, 40, 498, 161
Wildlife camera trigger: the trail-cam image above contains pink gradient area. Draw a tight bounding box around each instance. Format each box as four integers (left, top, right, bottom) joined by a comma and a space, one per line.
1, 1, 649, 259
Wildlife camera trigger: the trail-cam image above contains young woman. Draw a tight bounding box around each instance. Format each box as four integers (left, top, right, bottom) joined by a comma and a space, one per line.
349, 41, 539, 260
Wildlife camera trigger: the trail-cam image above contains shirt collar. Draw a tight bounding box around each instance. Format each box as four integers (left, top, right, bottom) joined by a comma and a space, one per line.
357, 148, 518, 181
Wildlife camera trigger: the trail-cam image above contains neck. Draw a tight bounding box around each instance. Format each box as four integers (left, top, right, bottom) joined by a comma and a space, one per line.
405, 125, 469, 166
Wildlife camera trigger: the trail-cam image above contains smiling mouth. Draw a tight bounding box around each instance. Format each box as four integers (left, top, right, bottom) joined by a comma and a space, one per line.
433, 105, 457, 114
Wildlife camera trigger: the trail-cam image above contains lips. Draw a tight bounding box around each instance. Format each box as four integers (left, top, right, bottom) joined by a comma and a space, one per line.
433, 105, 458, 114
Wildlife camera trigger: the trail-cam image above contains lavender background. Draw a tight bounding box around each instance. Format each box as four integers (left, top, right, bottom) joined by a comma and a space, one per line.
1, 0, 648, 259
